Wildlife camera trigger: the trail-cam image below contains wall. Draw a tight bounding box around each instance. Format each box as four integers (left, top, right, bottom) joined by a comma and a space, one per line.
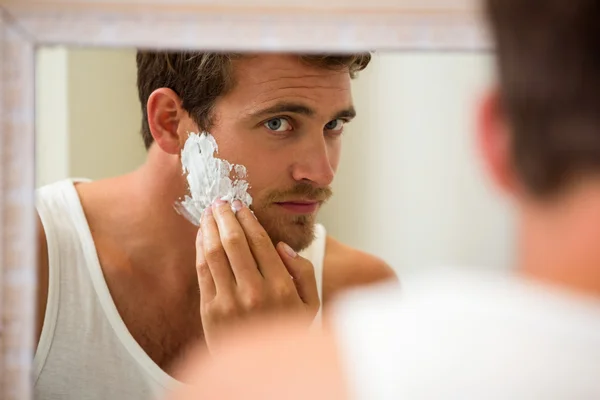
35, 47, 70, 187
35, 47, 145, 187
319, 52, 516, 274
68, 48, 146, 180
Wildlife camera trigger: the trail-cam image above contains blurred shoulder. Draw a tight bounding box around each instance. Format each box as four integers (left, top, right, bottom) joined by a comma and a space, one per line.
169, 317, 346, 400
323, 235, 397, 305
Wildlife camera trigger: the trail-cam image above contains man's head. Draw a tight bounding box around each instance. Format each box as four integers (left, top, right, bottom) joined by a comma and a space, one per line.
137, 52, 370, 251
478, 0, 600, 202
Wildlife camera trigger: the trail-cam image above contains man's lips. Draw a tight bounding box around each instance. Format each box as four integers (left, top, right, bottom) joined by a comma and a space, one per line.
275, 201, 320, 214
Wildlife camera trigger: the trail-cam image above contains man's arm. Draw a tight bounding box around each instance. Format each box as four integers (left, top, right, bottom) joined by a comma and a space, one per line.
323, 236, 397, 306
36, 214, 49, 348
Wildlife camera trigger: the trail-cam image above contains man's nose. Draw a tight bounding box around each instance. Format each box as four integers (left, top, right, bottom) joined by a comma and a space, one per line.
290, 136, 335, 187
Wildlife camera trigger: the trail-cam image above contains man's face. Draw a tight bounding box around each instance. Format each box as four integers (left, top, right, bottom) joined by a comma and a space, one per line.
188, 54, 355, 251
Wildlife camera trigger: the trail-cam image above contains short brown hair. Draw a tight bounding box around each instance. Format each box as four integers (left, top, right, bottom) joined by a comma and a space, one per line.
136, 52, 371, 150
486, 0, 600, 196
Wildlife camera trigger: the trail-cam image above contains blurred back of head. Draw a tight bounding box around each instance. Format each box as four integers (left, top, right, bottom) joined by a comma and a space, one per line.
486, 0, 600, 197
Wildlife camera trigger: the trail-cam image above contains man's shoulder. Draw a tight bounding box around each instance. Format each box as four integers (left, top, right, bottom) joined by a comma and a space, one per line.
322, 236, 397, 304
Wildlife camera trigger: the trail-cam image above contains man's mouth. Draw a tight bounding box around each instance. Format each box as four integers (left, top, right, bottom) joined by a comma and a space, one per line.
274, 200, 320, 214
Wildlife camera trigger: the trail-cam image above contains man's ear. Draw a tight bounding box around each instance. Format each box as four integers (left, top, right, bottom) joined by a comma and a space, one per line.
147, 88, 188, 155
476, 88, 517, 195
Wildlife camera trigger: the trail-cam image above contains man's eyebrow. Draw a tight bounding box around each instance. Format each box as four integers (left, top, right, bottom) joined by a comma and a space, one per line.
249, 102, 315, 119
248, 102, 357, 121
335, 107, 356, 120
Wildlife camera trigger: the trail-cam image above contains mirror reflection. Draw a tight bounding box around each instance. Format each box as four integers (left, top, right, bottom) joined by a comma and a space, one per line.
34, 48, 512, 399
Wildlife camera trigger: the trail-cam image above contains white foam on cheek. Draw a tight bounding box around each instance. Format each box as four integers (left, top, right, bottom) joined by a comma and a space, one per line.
174, 132, 253, 226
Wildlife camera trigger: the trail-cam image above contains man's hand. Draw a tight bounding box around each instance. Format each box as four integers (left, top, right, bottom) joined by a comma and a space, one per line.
195, 199, 320, 352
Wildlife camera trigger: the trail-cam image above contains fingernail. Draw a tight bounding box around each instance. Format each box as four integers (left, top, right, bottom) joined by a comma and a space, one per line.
214, 198, 227, 207
204, 206, 213, 217
281, 242, 297, 259
232, 200, 243, 212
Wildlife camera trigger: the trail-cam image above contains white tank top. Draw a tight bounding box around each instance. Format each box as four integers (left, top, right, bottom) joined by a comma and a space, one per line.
34, 179, 327, 400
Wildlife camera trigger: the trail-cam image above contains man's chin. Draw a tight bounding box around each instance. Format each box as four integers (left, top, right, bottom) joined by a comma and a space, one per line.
283, 230, 316, 253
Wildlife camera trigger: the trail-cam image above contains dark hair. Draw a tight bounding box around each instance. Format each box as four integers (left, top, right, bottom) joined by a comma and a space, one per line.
485, 0, 600, 196
136, 52, 371, 150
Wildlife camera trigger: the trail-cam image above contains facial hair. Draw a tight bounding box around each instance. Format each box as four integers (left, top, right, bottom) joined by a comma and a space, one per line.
251, 183, 333, 252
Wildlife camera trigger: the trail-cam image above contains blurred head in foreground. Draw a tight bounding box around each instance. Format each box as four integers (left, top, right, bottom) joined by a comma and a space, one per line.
478, 0, 600, 293
168, 1, 600, 399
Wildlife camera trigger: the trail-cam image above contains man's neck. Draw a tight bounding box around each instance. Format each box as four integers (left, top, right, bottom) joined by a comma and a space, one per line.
83, 151, 198, 290
518, 182, 600, 298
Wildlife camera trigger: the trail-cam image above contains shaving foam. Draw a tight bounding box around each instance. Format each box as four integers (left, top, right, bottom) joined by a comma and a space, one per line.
175, 132, 253, 226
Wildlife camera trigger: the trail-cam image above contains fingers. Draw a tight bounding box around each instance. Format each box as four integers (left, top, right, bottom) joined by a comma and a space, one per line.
277, 242, 320, 315
212, 199, 262, 289
235, 204, 289, 281
200, 205, 236, 292
195, 227, 216, 302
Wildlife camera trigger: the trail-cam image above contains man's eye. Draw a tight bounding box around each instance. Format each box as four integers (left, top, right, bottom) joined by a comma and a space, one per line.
264, 118, 292, 132
325, 119, 345, 131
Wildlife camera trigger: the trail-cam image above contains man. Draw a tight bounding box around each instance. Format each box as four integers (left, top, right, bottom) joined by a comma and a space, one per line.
33, 52, 395, 400
170, 0, 600, 398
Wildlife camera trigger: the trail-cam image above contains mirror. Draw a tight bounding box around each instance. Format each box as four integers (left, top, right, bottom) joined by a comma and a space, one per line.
33, 49, 512, 398
1, 2, 490, 398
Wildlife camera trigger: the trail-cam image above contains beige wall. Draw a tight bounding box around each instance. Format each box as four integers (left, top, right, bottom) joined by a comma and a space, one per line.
36, 47, 70, 188
36, 47, 146, 187
68, 48, 146, 180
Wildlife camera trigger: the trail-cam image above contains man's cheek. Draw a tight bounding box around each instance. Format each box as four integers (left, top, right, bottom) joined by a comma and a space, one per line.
246, 183, 267, 207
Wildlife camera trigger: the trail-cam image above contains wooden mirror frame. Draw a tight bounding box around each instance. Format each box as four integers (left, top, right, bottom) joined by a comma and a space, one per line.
0, 1, 489, 398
